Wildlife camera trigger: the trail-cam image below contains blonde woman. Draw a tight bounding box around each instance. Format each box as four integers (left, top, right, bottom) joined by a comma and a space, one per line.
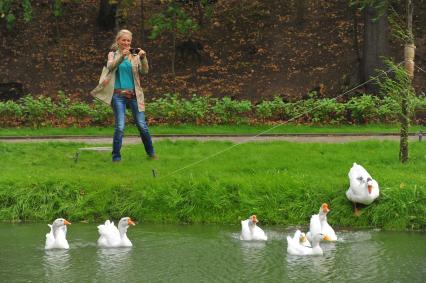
93, 29, 156, 162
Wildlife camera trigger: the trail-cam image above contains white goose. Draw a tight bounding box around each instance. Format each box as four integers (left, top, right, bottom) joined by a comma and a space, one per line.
287, 231, 329, 256
45, 218, 71, 250
97, 217, 136, 248
288, 230, 311, 248
240, 215, 267, 241
299, 231, 311, 247
347, 163, 380, 215
306, 203, 337, 242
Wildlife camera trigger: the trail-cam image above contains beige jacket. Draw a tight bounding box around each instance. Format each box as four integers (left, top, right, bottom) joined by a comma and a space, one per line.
91, 50, 149, 111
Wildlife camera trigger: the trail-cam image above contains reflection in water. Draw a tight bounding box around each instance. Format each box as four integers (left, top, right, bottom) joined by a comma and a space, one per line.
239, 236, 271, 281
287, 254, 331, 281
333, 231, 383, 281
95, 248, 132, 282
240, 240, 267, 265
43, 249, 71, 282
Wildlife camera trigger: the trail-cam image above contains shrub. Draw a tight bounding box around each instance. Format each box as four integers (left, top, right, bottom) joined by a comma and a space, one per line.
255, 96, 288, 120
52, 90, 71, 125
346, 95, 380, 123
377, 96, 400, 123
183, 94, 211, 124
309, 98, 346, 124
19, 95, 55, 127
148, 93, 186, 124
0, 100, 23, 126
211, 96, 252, 124
1, 91, 425, 127
69, 102, 92, 125
91, 100, 113, 125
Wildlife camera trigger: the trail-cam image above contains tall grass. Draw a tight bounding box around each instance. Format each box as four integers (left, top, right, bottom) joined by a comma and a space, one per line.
0, 140, 425, 230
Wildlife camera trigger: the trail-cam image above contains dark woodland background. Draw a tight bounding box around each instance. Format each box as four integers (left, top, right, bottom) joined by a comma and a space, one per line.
0, 0, 425, 103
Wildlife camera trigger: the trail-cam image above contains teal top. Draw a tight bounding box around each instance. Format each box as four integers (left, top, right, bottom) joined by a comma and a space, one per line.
114, 58, 135, 90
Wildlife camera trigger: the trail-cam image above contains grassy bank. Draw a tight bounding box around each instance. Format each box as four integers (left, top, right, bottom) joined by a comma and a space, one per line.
1, 140, 425, 230
1, 123, 425, 136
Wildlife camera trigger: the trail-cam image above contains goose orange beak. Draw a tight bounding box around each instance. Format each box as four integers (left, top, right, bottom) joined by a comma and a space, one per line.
323, 235, 331, 241
64, 220, 71, 225
322, 203, 330, 213
368, 184, 372, 194
251, 215, 258, 223
128, 218, 136, 226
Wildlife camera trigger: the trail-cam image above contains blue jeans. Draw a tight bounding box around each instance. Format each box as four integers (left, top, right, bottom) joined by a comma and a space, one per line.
112, 94, 155, 161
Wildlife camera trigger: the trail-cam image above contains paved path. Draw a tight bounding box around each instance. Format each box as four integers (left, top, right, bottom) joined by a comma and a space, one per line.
0, 134, 422, 144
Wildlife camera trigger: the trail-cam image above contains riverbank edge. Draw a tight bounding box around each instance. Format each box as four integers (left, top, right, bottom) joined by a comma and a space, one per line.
1, 181, 424, 232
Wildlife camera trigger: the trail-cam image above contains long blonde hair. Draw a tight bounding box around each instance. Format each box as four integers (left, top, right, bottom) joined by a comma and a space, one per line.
110, 29, 133, 51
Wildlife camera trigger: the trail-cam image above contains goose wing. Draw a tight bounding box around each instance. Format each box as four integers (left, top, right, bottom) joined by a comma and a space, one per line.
97, 220, 120, 247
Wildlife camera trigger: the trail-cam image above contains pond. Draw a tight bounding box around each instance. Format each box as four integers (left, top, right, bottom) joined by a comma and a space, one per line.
0, 223, 425, 282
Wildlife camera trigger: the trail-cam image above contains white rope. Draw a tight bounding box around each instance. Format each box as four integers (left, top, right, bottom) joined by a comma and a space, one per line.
415, 64, 426, 75
158, 63, 402, 180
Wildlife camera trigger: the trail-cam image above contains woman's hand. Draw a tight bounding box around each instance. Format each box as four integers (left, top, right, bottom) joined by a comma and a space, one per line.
121, 48, 130, 57
138, 49, 146, 58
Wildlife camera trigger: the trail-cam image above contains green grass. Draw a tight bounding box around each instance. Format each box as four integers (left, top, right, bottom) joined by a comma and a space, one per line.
1, 123, 425, 136
0, 140, 425, 231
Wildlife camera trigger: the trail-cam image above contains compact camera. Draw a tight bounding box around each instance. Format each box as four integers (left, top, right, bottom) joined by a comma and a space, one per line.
129, 48, 141, 55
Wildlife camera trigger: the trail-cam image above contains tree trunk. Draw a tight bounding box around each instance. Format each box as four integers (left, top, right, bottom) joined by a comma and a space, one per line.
52, 0, 61, 42
362, 6, 389, 93
171, 2, 176, 79
400, 89, 409, 163
400, 0, 415, 163
295, 0, 306, 26
97, 0, 118, 30
196, 0, 204, 26
351, 4, 361, 72
114, 0, 122, 32
141, 0, 146, 46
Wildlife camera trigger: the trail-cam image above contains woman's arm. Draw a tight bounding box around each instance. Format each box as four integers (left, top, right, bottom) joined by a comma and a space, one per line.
106, 51, 124, 72
138, 56, 149, 75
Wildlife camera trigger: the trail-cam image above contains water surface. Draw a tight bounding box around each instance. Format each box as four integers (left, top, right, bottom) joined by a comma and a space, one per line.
0, 223, 424, 282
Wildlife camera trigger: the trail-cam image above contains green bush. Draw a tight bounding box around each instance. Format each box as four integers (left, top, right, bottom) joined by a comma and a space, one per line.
19, 95, 55, 127
148, 93, 186, 124
183, 94, 211, 124
52, 90, 71, 124
69, 102, 92, 125
255, 96, 288, 120
346, 95, 380, 123
0, 100, 23, 125
91, 100, 113, 125
0, 91, 425, 127
211, 96, 252, 124
377, 96, 400, 123
310, 98, 346, 124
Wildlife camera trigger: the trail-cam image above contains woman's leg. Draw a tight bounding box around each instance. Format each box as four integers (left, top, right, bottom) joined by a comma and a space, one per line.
111, 94, 127, 161
129, 98, 155, 157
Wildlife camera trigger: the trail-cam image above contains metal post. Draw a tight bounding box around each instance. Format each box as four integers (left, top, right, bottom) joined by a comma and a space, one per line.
419, 130, 423, 142
74, 151, 80, 163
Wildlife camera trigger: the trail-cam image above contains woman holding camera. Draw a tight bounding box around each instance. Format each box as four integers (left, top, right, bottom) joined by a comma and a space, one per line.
93, 29, 156, 162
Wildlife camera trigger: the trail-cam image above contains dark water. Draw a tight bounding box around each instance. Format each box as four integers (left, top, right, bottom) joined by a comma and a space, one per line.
0, 223, 425, 282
